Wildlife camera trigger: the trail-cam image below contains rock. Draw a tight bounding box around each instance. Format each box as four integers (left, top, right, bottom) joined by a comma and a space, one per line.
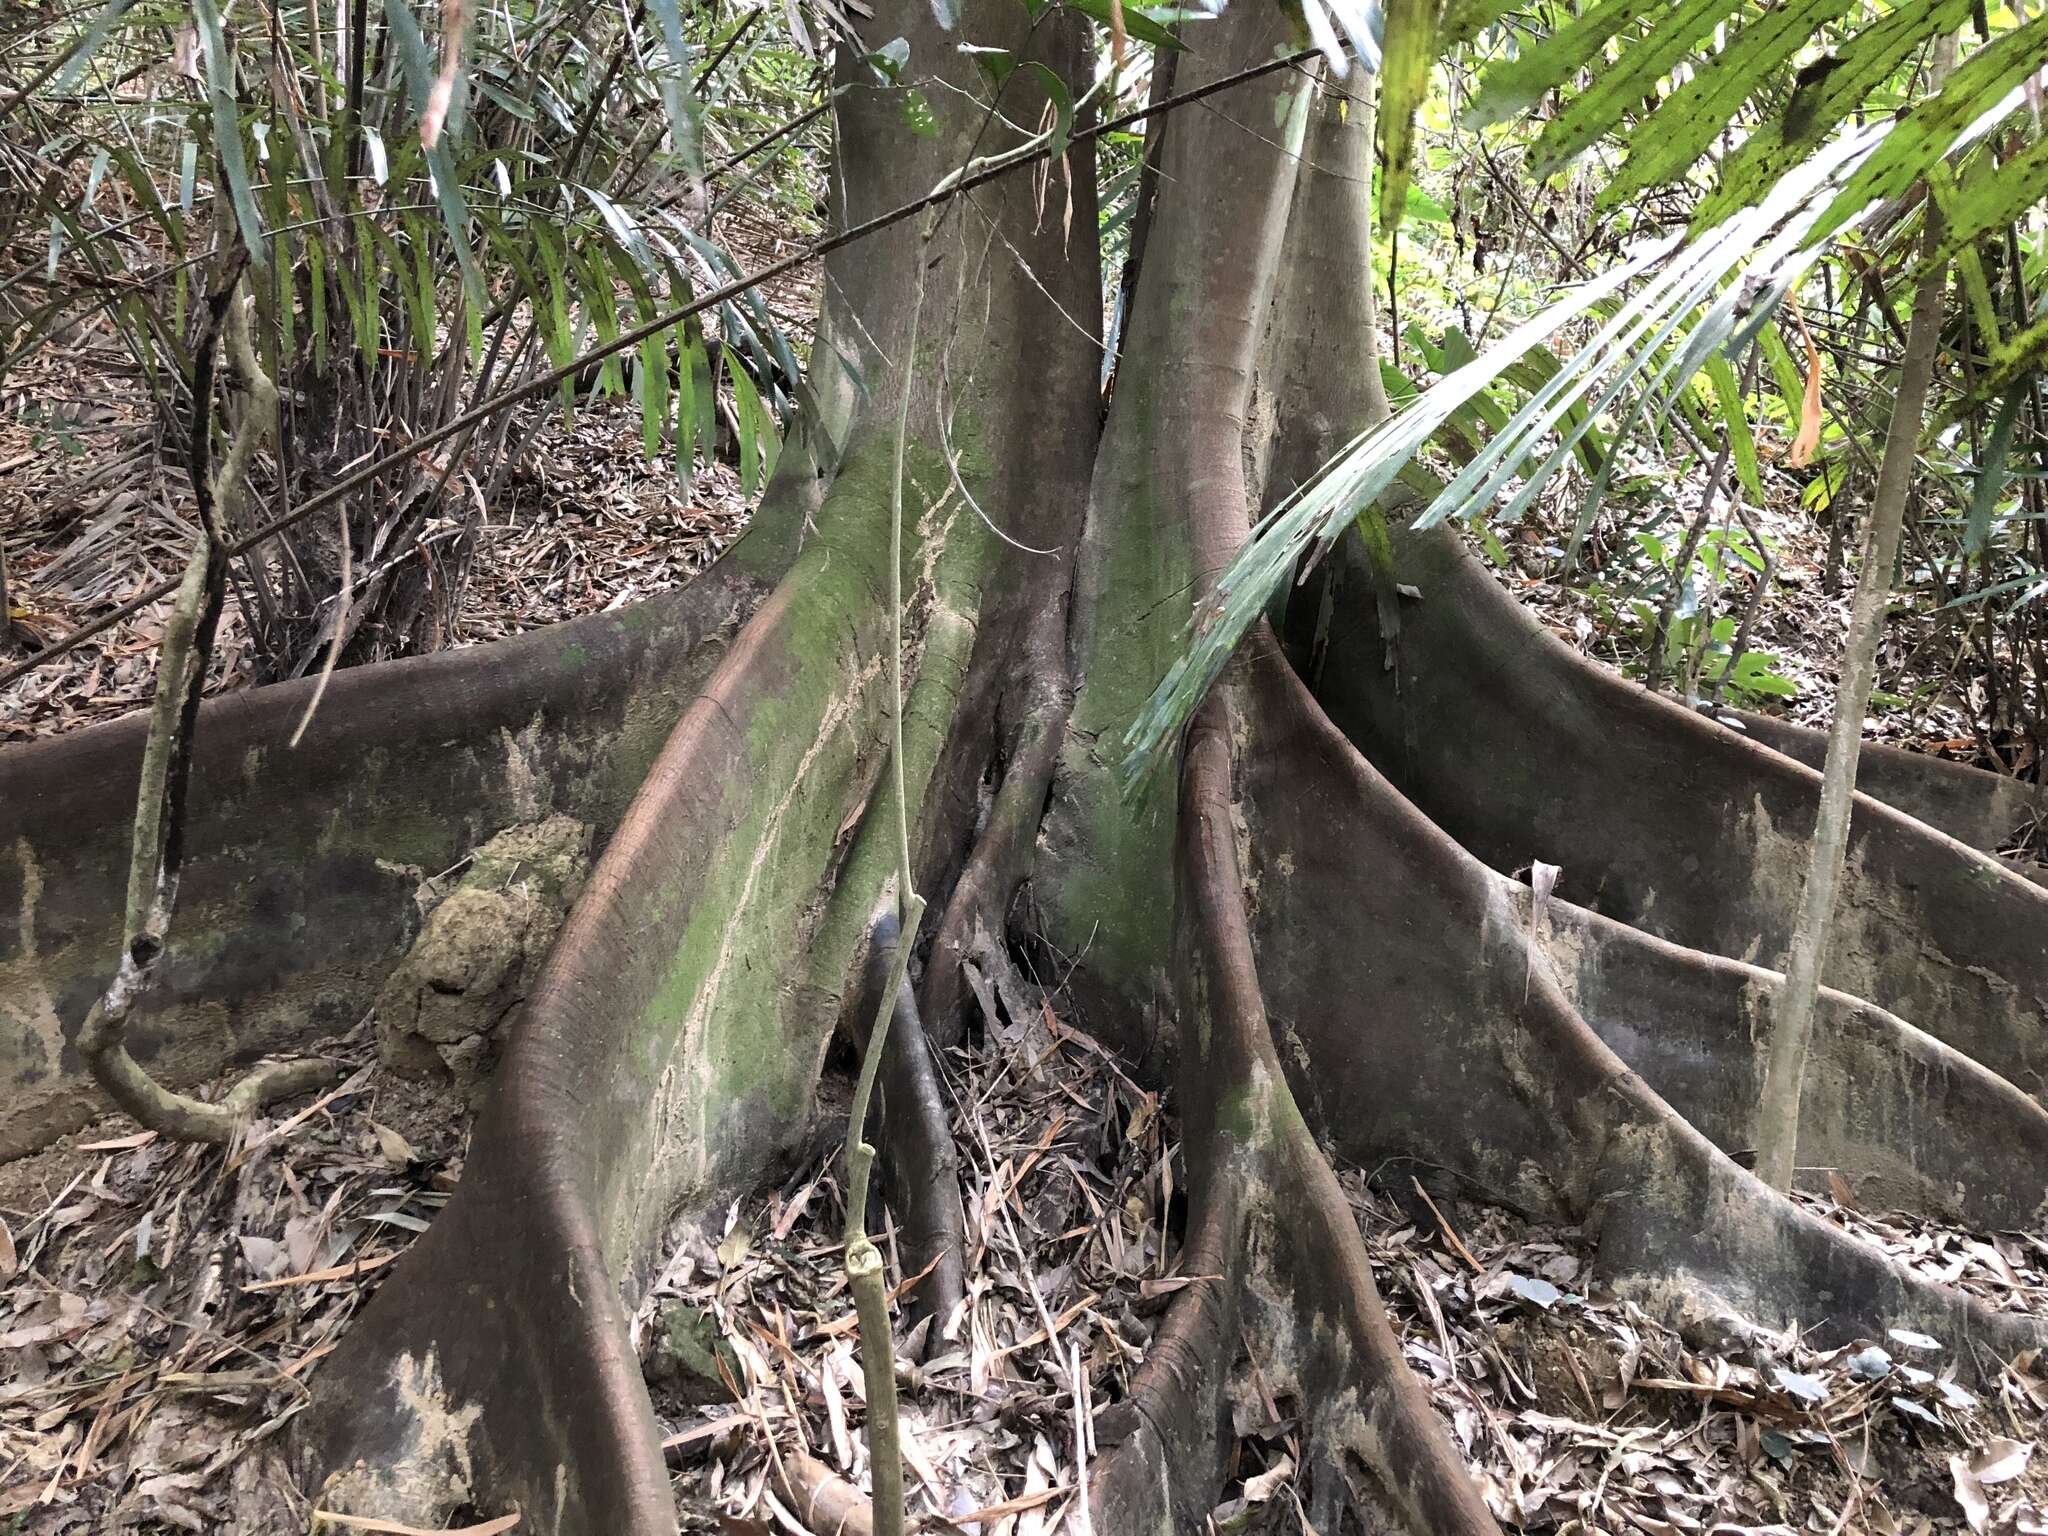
375, 816, 592, 1085
642, 1302, 740, 1406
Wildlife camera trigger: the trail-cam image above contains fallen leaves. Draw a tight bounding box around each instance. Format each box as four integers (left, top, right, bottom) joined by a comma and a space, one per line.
0, 1043, 461, 1532
1345, 1173, 2048, 1536
645, 949, 1173, 1534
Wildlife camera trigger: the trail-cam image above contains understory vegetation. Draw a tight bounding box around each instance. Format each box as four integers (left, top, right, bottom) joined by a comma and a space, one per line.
3, 0, 2048, 1532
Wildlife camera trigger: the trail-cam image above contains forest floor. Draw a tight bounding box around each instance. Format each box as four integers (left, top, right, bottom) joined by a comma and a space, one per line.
6, 946, 2047, 1534
1495, 451, 2012, 769
7, 368, 2024, 782
0, 206, 818, 745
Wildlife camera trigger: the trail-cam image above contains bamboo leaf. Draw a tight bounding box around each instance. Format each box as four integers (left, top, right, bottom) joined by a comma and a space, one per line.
687, 322, 717, 467
1953, 302, 2048, 417
1966, 389, 2024, 556
1787, 305, 1823, 468
1692, 0, 1974, 233
193, 0, 268, 265
49, 0, 139, 94
648, 0, 709, 177
383, 0, 484, 302
1469, 0, 1683, 128
1060, 0, 1184, 50
1378, 0, 1438, 233
1704, 351, 1761, 503
674, 326, 698, 481
1603, 0, 1862, 206
1524, 0, 1747, 175
1930, 135, 2048, 270
1804, 16, 2048, 249
638, 331, 669, 459
727, 344, 781, 498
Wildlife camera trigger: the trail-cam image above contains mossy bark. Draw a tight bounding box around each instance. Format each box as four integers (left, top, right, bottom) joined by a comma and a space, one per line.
6, 3, 2047, 1533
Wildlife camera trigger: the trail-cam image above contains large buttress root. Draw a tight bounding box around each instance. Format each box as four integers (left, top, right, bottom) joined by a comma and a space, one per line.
0, 559, 775, 1159
1237, 57, 2047, 1366
1091, 699, 1498, 1536
297, 484, 911, 1532
1239, 644, 2047, 1370
1297, 523, 2048, 1096
1539, 896, 2048, 1231
1725, 707, 2048, 858
1058, 45, 1504, 1529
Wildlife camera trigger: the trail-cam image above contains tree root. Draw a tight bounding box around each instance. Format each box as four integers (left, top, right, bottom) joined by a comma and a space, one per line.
295, 436, 923, 1533
863, 913, 969, 1354
67, 271, 348, 1147
919, 598, 1074, 1046
1537, 893, 2048, 1231
1727, 706, 2048, 860
292, 8, 1104, 1526
1089, 702, 1498, 1534
1240, 644, 2048, 1374
1297, 523, 2048, 1098
81, 1014, 342, 1145
0, 539, 776, 1162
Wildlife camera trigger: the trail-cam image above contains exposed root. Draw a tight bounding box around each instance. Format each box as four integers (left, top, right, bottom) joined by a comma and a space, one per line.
1240, 643, 2048, 1377
79, 1033, 344, 1147
919, 605, 1075, 1046
1297, 525, 2048, 1097
72, 272, 347, 1149
1728, 706, 2048, 859
862, 913, 969, 1353
1089, 696, 1499, 1533
1534, 890, 2048, 1232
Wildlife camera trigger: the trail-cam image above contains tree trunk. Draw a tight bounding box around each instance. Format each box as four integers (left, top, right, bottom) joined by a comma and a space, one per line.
5, 2, 2048, 1532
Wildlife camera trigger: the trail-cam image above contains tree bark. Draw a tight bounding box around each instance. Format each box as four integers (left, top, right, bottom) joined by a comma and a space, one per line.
5, 5, 2047, 1534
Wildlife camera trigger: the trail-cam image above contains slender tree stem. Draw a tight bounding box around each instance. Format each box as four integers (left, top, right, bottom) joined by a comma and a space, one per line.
1755, 224, 1950, 1191
837, 230, 937, 1536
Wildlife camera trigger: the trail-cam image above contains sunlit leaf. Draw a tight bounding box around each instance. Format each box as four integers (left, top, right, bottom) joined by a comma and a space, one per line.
1693, 0, 1975, 233
1703, 352, 1762, 503
1378, 0, 1438, 233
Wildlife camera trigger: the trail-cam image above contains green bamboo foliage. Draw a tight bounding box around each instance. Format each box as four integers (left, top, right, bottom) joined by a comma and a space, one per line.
11, 0, 807, 519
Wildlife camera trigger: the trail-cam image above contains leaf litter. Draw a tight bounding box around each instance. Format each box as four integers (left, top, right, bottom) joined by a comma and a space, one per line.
5, 953, 2046, 1534
0, 1034, 462, 1533
640, 947, 1174, 1533
1340, 1171, 2048, 1536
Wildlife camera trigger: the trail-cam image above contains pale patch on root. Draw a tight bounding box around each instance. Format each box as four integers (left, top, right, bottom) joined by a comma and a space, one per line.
310, 1350, 485, 1527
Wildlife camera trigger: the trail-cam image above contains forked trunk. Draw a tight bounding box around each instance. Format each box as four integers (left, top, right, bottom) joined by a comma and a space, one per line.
4, 0, 2047, 1530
